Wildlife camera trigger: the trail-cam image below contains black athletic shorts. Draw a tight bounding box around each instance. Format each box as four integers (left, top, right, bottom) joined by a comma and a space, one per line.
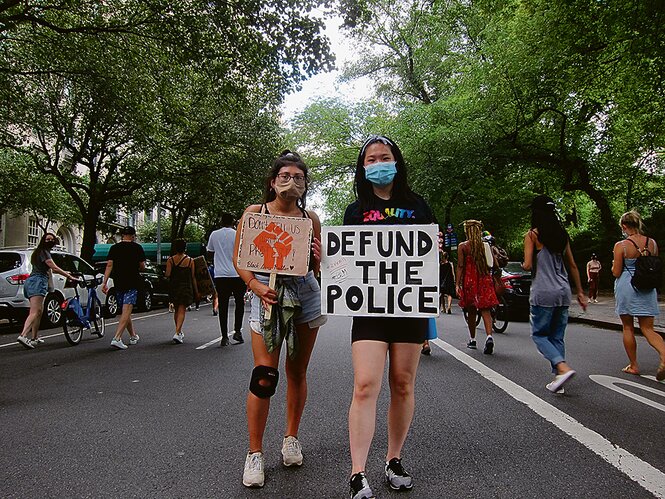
351, 317, 427, 344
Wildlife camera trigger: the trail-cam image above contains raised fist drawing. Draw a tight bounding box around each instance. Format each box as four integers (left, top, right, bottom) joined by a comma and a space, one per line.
253, 222, 294, 269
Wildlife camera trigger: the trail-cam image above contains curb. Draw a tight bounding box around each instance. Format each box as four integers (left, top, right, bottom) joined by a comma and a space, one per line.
569, 315, 665, 336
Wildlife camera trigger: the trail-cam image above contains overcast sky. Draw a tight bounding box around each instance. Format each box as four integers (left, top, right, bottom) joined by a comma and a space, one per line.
280, 16, 373, 123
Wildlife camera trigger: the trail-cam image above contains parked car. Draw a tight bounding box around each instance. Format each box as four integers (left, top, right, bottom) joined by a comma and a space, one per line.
501, 261, 532, 319
94, 260, 170, 315
0, 247, 102, 328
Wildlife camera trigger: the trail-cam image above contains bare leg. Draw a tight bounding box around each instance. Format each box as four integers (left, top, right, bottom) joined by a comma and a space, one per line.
284, 324, 319, 437
349, 341, 388, 474
466, 308, 477, 339
20, 296, 44, 339
114, 304, 133, 341
386, 343, 421, 460
637, 316, 665, 365
247, 329, 281, 452
480, 308, 493, 337
174, 304, 187, 333
446, 294, 452, 312
620, 314, 639, 371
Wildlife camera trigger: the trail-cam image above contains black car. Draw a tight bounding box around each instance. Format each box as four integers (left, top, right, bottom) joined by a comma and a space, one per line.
501, 261, 531, 319
94, 260, 170, 315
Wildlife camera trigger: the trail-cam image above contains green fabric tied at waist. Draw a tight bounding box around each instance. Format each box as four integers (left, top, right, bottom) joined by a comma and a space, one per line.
262, 278, 301, 359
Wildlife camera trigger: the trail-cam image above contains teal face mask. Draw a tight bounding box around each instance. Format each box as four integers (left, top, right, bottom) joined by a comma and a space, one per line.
365, 161, 397, 186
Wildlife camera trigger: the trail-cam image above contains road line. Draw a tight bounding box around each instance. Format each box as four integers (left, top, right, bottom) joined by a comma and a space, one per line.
432, 338, 665, 498
590, 375, 665, 413
196, 336, 223, 350
0, 310, 170, 349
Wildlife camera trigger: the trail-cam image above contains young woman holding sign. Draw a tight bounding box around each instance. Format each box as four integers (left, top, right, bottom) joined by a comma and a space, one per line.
344, 135, 437, 499
234, 151, 326, 489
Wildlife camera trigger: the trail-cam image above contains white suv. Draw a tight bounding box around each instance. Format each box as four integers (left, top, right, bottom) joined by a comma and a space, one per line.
0, 248, 103, 329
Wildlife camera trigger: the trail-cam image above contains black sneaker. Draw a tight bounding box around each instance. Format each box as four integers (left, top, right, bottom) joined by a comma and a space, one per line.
466, 340, 477, 349
483, 336, 494, 355
220, 336, 229, 347
421, 345, 431, 356
349, 472, 375, 499
385, 458, 413, 490
232, 331, 244, 344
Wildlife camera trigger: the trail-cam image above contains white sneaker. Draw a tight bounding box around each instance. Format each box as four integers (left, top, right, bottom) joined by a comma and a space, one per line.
173, 332, 184, 344
282, 436, 303, 466
111, 338, 128, 350
129, 335, 140, 345
17, 336, 35, 349
546, 370, 575, 392
243, 451, 265, 488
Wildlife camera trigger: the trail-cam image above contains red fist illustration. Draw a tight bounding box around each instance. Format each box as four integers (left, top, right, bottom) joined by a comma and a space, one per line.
253, 222, 293, 269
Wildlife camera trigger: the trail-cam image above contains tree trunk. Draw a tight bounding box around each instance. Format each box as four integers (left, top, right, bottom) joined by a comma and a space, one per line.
80, 203, 102, 263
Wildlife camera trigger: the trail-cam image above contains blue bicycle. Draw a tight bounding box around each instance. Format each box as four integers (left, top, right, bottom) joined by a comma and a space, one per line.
61, 272, 105, 345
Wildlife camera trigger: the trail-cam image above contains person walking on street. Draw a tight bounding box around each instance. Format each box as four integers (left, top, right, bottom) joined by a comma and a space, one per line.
612, 210, 665, 380
234, 150, 326, 489
165, 238, 199, 344
102, 226, 145, 350
456, 220, 498, 355
439, 250, 455, 314
522, 195, 587, 393
586, 254, 602, 303
16, 233, 79, 349
344, 135, 437, 498
207, 213, 246, 346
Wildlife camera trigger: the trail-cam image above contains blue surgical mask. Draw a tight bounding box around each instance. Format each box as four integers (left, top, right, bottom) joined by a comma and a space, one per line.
365, 161, 397, 186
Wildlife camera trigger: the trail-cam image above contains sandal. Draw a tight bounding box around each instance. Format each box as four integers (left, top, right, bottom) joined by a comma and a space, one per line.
621, 365, 640, 375
657, 364, 665, 382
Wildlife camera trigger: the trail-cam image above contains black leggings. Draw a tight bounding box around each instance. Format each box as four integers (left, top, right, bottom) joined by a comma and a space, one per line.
214, 277, 246, 336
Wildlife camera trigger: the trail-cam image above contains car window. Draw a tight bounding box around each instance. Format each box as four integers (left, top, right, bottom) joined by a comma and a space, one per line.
72, 256, 95, 275
51, 253, 73, 271
0, 252, 23, 272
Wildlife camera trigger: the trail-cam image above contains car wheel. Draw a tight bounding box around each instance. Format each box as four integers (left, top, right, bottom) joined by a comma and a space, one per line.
141, 290, 153, 312
106, 290, 118, 317
41, 293, 63, 329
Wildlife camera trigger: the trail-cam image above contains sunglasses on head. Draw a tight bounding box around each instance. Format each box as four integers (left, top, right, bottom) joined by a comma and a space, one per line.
360, 135, 394, 157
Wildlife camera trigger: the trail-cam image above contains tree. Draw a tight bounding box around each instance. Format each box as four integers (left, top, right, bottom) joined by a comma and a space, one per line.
0, 0, 334, 261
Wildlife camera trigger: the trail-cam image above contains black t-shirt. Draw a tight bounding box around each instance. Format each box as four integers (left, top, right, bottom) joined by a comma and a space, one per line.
343, 193, 436, 226
108, 241, 146, 292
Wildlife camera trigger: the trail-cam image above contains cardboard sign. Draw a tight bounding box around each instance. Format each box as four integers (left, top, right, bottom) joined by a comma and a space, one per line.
321, 225, 440, 317
193, 256, 215, 297
236, 212, 313, 276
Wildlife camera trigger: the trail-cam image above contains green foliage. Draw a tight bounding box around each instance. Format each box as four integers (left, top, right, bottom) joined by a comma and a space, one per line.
0, 0, 334, 260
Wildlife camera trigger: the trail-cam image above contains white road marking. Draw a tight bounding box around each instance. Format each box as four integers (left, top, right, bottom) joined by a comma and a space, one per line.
0, 310, 170, 348
432, 338, 665, 498
196, 336, 223, 350
590, 375, 665, 413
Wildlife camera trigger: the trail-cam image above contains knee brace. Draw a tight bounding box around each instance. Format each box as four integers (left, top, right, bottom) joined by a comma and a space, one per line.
249, 365, 279, 398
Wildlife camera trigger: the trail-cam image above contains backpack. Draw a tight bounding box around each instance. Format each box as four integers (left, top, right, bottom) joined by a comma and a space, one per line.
493, 245, 509, 268
625, 237, 662, 291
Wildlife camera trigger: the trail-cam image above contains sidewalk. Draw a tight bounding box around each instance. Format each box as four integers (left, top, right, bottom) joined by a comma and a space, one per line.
568, 291, 665, 334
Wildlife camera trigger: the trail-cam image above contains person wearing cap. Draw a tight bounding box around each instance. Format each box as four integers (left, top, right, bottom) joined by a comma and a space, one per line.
102, 226, 146, 350
586, 253, 602, 303
522, 195, 587, 394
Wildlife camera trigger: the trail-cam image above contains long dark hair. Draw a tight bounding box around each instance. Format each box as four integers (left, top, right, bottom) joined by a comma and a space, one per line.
353, 135, 416, 212
530, 195, 568, 254
262, 150, 309, 209
31, 232, 57, 266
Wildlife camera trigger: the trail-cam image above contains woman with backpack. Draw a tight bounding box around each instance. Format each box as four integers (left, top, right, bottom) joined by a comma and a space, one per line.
612, 210, 665, 380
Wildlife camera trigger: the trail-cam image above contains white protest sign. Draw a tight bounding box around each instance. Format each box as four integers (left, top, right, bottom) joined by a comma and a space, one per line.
236, 212, 313, 276
321, 225, 439, 317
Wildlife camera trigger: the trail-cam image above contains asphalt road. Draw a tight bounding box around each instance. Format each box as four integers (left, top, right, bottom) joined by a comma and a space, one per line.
1, 303, 664, 498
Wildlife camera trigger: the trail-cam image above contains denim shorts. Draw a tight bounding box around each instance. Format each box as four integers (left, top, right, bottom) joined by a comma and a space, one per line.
249, 271, 327, 334
23, 274, 48, 299
116, 289, 138, 307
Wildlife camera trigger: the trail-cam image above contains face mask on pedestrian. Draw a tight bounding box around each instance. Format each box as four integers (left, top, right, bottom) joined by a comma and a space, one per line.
365, 161, 397, 186
45, 238, 57, 249
274, 179, 305, 200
